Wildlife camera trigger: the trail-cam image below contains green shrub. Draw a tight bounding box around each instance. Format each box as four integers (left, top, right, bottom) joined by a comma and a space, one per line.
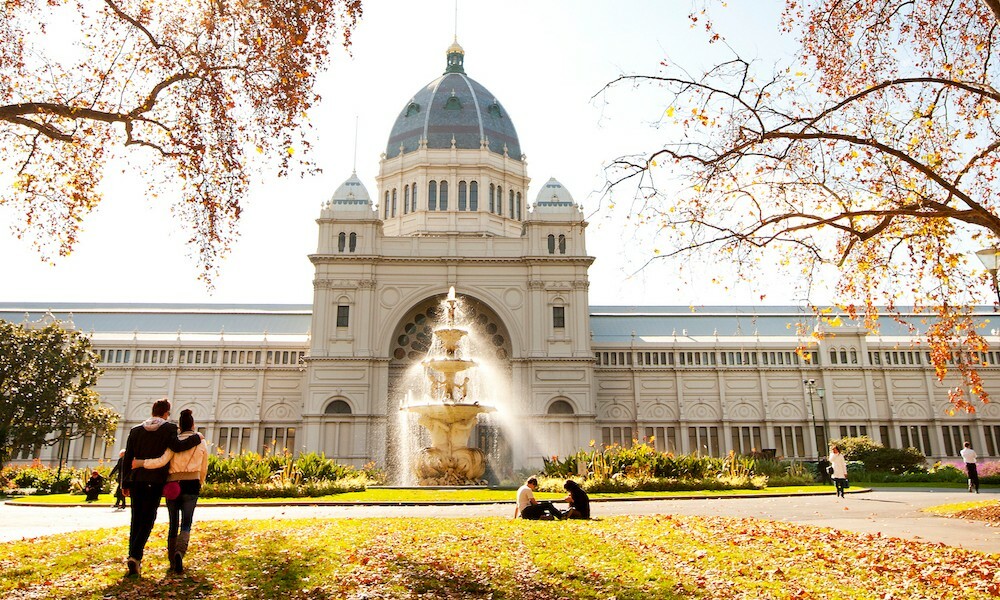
200, 477, 369, 499
831, 436, 926, 474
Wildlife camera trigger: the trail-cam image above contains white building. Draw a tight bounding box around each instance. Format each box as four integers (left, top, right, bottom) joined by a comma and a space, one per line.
5, 42, 1000, 471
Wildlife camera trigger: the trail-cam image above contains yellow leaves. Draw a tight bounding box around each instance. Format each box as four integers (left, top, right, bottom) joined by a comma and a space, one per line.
286, 147, 295, 156
822, 316, 844, 327
665, 107, 675, 118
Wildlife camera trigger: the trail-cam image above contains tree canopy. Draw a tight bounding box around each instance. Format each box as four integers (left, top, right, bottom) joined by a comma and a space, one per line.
604, 0, 1000, 410
1, 0, 362, 281
0, 318, 118, 470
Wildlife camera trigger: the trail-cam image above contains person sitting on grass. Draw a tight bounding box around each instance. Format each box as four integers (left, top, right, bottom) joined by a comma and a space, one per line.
561, 479, 590, 519
514, 477, 563, 520
84, 470, 104, 502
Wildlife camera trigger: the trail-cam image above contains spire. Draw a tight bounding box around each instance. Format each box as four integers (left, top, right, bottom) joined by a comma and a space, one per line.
352, 115, 359, 174
445, 37, 465, 74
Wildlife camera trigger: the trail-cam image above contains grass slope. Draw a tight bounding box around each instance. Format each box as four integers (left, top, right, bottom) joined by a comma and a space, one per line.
1, 515, 997, 599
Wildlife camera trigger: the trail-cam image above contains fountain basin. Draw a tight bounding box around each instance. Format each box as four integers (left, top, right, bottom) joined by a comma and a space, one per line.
404, 402, 495, 485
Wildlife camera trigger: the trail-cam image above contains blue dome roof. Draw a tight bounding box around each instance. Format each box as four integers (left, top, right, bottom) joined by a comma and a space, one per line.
384, 44, 521, 159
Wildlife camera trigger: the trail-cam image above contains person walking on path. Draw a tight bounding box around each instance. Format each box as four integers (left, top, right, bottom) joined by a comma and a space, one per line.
132, 409, 209, 574
961, 441, 980, 494
514, 477, 563, 520
121, 399, 202, 578
829, 445, 849, 498
108, 449, 127, 510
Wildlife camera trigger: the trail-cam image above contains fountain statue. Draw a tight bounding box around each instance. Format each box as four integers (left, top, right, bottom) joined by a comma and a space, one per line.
403, 287, 495, 485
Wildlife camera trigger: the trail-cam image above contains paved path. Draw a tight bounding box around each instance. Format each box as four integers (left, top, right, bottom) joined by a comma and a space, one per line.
2, 488, 998, 553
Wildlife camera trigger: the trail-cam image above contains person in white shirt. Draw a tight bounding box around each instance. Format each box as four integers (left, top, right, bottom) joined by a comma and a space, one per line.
514, 477, 562, 520
961, 441, 980, 493
828, 445, 849, 498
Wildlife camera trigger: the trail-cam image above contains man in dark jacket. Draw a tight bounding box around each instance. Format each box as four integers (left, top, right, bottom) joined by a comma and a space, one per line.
121, 398, 202, 577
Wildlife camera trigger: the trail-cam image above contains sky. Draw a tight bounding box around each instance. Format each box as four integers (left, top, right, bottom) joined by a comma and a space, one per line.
0, 1, 807, 307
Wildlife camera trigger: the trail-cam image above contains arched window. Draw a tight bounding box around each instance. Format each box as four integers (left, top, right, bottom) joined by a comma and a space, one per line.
439, 180, 449, 210
404, 186, 410, 214
829, 350, 837, 364
391, 188, 397, 217
325, 400, 352, 415
509, 189, 515, 218
349, 232, 357, 252
558, 234, 566, 254
458, 180, 467, 211
547, 400, 575, 415
489, 184, 495, 212
411, 183, 418, 211
516, 192, 522, 220
384, 191, 389, 218
428, 181, 438, 211
470, 181, 478, 211
547, 234, 555, 254
338, 232, 346, 252
497, 187, 503, 215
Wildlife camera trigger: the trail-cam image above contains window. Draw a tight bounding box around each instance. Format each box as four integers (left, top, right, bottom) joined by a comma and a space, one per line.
509, 189, 514, 218
489, 184, 495, 212
689, 426, 721, 456
458, 180, 467, 211
217, 427, 252, 455
78, 429, 113, 460
941, 425, 972, 457
404, 186, 410, 214
516, 192, 522, 220
899, 425, 932, 455
553, 306, 565, 328
547, 400, 574, 414
602, 427, 634, 447
774, 426, 805, 458
325, 400, 352, 414
338, 232, 346, 252
470, 181, 478, 211
838, 425, 868, 438
411, 183, 418, 211
644, 427, 677, 452
349, 232, 357, 253
391, 188, 397, 217
731, 426, 763, 455
261, 427, 296, 454
336, 305, 350, 328
547, 234, 555, 254
439, 180, 449, 210
384, 191, 389, 218
879, 425, 891, 448
558, 234, 566, 254
496, 187, 503, 215
429, 181, 437, 210
984, 425, 1000, 456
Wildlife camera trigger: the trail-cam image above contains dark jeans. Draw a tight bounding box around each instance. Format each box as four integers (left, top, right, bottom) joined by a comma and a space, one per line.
966, 463, 980, 492
521, 501, 562, 520
114, 483, 127, 508
833, 478, 848, 497
128, 481, 164, 561
167, 491, 200, 539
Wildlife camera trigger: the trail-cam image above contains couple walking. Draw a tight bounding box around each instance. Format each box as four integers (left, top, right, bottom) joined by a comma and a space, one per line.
122, 398, 209, 577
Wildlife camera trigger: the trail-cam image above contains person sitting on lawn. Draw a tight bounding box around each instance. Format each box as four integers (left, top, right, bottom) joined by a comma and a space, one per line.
514, 477, 563, 520
561, 479, 591, 519
84, 470, 104, 502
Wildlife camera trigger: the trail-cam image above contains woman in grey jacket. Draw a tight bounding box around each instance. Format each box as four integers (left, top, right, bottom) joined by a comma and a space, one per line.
133, 409, 209, 574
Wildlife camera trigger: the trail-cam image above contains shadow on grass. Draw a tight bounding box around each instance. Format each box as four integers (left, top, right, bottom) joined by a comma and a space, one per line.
100, 572, 215, 599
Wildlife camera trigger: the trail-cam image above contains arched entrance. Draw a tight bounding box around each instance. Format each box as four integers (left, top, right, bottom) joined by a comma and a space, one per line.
386, 293, 514, 482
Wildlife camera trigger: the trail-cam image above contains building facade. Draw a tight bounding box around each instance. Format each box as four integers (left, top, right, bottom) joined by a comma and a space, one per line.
5, 43, 1000, 471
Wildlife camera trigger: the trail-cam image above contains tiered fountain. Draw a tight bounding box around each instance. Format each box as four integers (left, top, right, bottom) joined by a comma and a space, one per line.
402, 287, 495, 485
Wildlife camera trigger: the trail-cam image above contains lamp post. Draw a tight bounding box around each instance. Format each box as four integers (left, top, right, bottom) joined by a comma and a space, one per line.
975, 248, 1000, 306
804, 379, 828, 457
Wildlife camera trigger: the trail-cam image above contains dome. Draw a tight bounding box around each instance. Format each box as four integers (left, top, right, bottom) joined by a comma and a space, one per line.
384, 42, 521, 160
329, 171, 371, 205
533, 177, 577, 208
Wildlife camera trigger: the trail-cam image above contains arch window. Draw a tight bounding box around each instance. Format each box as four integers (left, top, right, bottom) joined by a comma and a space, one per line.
403, 186, 410, 214
458, 180, 468, 211
470, 181, 478, 211
547, 234, 556, 254
547, 400, 575, 415
489, 184, 495, 212
383, 191, 389, 218
349, 232, 357, 252
439, 180, 449, 210
558, 234, 566, 254
509, 189, 514, 218
391, 188, 397, 217
428, 181, 438, 211
411, 183, 418, 211
497, 187, 503, 215
325, 400, 353, 415
338, 232, 346, 252
516, 192, 522, 220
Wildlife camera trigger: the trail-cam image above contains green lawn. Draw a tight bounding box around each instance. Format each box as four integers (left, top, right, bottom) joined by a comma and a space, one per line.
9, 485, 838, 505
0, 515, 996, 599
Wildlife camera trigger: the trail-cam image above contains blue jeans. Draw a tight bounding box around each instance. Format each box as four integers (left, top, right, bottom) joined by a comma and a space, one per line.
833, 478, 848, 497
166, 490, 199, 540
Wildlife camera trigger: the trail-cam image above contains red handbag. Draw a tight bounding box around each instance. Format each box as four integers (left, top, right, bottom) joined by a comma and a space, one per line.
163, 480, 181, 500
